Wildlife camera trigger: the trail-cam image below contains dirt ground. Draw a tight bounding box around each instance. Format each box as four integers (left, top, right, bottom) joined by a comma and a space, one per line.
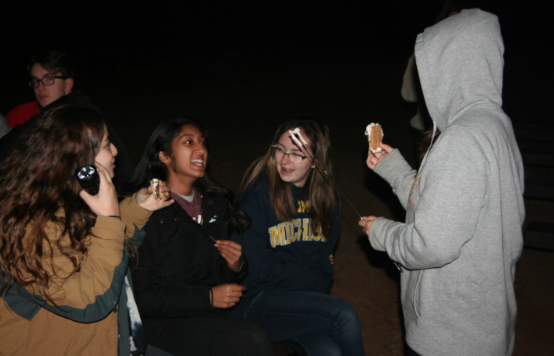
2, 43, 553, 355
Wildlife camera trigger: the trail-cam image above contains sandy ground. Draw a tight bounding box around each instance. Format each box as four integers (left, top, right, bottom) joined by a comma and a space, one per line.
2, 44, 553, 355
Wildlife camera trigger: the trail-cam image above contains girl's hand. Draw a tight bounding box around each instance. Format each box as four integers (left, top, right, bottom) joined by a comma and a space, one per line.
211, 283, 246, 309
366, 143, 394, 170
215, 240, 243, 271
135, 181, 174, 212
79, 162, 119, 216
359, 216, 378, 237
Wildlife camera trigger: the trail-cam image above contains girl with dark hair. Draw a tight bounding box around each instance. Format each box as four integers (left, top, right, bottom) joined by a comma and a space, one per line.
0, 105, 173, 356
127, 117, 272, 356
230, 118, 366, 356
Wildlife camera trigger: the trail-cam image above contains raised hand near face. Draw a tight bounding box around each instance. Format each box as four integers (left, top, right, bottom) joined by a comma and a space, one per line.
135, 180, 174, 212
79, 162, 119, 217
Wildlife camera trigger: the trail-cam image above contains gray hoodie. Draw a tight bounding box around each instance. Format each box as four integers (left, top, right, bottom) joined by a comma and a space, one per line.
371, 9, 524, 356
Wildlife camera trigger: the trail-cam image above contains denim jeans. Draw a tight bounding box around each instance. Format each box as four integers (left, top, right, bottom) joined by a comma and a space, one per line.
232, 290, 366, 356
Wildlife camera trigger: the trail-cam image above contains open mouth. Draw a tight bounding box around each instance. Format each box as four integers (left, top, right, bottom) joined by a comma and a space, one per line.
191, 159, 205, 167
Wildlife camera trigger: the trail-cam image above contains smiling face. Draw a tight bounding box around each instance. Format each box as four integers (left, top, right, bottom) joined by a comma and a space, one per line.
275, 129, 314, 188
95, 126, 118, 178
159, 124, 207, 194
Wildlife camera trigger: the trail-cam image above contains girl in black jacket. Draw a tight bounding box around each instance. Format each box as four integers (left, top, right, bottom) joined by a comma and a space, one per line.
126, 117, 272, 356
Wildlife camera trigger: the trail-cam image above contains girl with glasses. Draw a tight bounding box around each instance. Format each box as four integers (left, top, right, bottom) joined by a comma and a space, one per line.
0, 105, 173, 356
125, 117, 272, 356
230, 118, 366, 356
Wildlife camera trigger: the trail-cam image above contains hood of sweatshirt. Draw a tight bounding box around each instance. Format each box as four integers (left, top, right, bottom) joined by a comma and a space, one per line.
415, 9, 504, 132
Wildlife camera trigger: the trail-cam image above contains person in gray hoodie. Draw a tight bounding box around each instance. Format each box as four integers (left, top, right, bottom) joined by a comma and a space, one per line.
359, 9, 524, 356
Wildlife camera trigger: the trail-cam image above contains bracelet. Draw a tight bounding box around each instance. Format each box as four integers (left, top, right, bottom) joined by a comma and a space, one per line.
209, 288, 214, 308
108, 215, 121, 220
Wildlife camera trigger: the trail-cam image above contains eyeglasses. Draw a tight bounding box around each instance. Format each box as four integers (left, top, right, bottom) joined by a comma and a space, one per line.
271, 145, 311, 163
28, 75, 68, 89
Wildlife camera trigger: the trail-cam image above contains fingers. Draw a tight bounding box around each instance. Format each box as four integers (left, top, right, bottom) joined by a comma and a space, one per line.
366, 144, 393, 170
358, 216, 378, 236
215, 240, 242, 253
211, 284, 246, 308
366, 155, 377, 169
136, 180, 175, 212
215, 240, 243, 271
380, 143, 394, 153
94, 162, 113, 183
79, 165, 119, 216
161, 181, 172, 199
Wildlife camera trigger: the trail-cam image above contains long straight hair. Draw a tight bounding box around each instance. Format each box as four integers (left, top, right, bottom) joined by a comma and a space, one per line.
0, 105, 105, 303
125, 117, 249, 232
241, 118, 336, 238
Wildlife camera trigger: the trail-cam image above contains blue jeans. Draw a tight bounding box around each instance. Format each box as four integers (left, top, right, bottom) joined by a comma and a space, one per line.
231, 291, 366, 356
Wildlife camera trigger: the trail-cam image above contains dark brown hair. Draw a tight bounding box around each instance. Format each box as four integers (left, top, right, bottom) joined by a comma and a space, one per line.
27, 50, 75, 79
0, 105, 105, 303
419, 128, 442, 162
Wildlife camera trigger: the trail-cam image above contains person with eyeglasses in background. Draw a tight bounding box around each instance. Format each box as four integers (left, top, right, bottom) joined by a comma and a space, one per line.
1, 50, 131, 193
5, 50, 75, 129
229, 118, 366, 356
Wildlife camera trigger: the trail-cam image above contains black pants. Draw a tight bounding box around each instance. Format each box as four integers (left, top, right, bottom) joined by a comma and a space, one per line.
144, 316, 273, 356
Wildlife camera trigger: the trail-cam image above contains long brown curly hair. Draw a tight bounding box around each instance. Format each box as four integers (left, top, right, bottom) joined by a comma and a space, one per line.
0, 105, 105, 304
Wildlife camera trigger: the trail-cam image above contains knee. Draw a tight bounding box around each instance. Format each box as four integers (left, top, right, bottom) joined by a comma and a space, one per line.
332, 299, 362, 330
288, 332, 342, 356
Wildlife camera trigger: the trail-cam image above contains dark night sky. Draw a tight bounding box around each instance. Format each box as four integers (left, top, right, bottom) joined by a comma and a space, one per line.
3, 1, 521, 58
1, 0, 551, 119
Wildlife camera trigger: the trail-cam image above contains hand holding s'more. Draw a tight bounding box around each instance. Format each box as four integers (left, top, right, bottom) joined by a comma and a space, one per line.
365, 123, 394, 170
135, 179, 174, 212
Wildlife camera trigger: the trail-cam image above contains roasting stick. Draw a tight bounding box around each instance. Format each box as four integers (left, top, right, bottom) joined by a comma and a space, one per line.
289, 129, 364, 221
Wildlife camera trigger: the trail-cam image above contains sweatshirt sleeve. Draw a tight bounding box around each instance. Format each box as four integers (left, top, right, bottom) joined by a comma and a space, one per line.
119, 194, 152, 238
373, 149, 417, 208
370, 128, 487, 269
